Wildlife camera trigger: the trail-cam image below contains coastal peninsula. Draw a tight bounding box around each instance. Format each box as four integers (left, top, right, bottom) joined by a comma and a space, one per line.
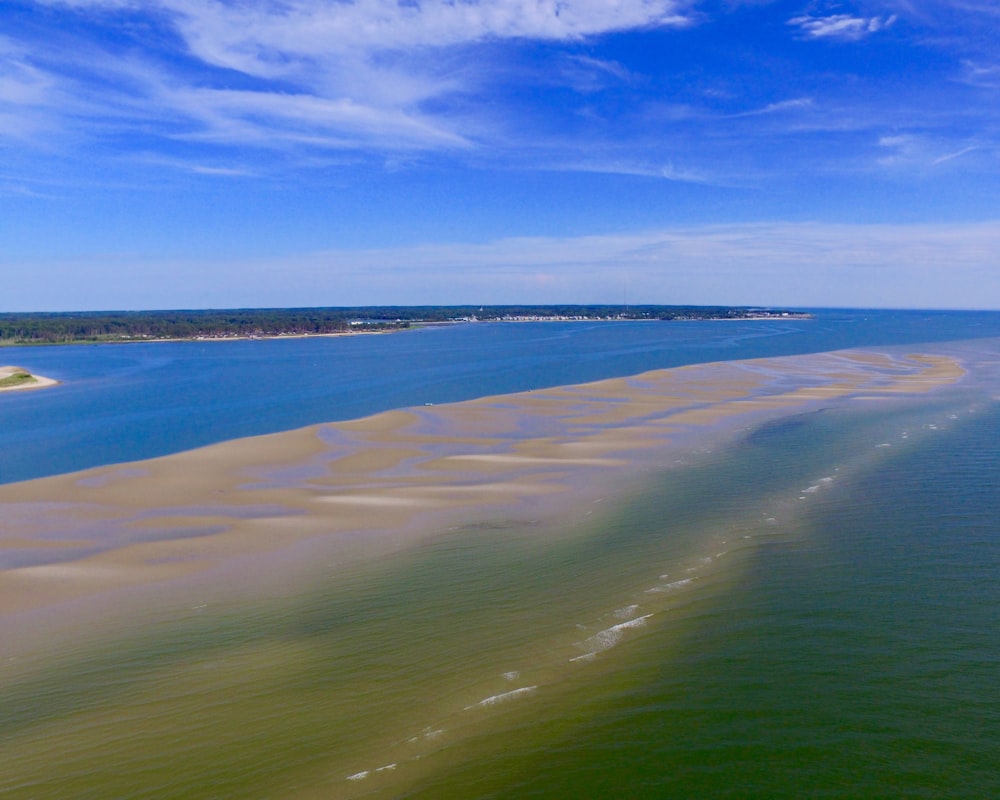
0, 305, 809, 345
0, 365, 57, 391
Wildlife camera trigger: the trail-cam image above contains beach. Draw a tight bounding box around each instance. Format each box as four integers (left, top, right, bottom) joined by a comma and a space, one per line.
0, 344, 986, 799
0, 366, 57, 392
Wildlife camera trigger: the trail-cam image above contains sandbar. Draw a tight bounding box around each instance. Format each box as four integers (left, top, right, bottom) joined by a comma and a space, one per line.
0, 366, 58, 392
0, 347, 967, 654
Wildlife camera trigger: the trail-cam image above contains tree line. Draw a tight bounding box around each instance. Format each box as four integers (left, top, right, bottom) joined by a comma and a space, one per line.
0, 305, 805, 344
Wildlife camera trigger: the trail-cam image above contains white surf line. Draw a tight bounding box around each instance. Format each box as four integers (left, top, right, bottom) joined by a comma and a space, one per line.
346, 734, 436, 784
463, 685, 538, 711
567, 401, 968, 685
346, 682, 541, 782
344, 489, 814, 786
344, 763, 398, 782
346, 679, 543, 784
799, 474, 836, 499
570, 614, 653, 663
348, 518, 759, 784
404, 727, 444, 746
645, 577, 694, 594
572, 522, 759, 665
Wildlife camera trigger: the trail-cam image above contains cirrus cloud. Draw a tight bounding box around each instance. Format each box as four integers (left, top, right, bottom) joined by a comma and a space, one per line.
10, 0, 694, 157
789, 12, 897, 41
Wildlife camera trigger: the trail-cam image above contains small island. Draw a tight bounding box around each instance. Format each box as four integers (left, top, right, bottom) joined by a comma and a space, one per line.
0, 305, 811, 346
0, 366, 58, 391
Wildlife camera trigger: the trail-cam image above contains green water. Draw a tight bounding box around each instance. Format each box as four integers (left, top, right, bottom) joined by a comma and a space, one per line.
2, 391, 998, 798
409, 395, 1000, 799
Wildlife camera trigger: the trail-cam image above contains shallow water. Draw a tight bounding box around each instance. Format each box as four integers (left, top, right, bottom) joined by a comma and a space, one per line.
2, 371, 997, 798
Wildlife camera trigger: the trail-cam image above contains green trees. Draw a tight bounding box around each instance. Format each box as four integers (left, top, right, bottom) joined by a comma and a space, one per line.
0, 306, 804, 345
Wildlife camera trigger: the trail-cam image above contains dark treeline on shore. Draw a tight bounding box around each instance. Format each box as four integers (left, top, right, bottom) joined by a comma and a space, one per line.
0, 305, 807, 345
0, 308, 402, 344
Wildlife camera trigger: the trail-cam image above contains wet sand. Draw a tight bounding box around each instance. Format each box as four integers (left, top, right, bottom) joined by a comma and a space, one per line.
0, 348, 966, 654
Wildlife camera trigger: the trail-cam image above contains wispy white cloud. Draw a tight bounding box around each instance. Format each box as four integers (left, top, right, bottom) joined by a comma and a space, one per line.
556, 54, 634, 93
931, 0, 1000, 17
291, 219, 1000, 309
187, 165, 257, 177
29, 0, 694, 99
12, 1, 693, 161
0, 181, 63, 199
0, 38, 65, 142
878, 133, 988, 168
4, 0, 998, 206
729, 97, 814, 117
41, 0, 693, 59
0, 50, 53, 106
533, 157, 714, 183
931, 145, 979, 165
161, 85, 472, 150
789, 13, 897, 41
0, 38, 183, 146
125, 152, 260, 177
11, 220, 998, 310
959, 59, 1000, 88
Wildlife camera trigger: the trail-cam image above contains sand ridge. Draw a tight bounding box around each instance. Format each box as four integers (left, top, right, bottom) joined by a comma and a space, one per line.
0, 348, 966, 638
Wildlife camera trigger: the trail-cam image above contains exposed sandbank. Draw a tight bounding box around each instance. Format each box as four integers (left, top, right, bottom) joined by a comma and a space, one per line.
0, 366, 58, 392
0, 348, 966, 653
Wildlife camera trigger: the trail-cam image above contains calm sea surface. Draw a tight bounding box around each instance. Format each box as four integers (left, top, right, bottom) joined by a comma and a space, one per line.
4, 308, 1000, 484
2, 310, 999, 798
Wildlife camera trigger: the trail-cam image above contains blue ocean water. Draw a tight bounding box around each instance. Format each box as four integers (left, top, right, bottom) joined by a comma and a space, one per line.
1, 310, 999, 798
3, 308, 1000, 484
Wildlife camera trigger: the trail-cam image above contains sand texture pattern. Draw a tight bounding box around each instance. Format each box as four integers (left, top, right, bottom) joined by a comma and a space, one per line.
0, 348, 965, 651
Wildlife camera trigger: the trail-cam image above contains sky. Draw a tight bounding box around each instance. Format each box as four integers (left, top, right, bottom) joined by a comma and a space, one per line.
1, 0, 998, 311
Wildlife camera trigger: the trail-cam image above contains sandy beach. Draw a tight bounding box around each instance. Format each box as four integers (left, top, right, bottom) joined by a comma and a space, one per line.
0, 347, 965, 655
0, 366, 58, 392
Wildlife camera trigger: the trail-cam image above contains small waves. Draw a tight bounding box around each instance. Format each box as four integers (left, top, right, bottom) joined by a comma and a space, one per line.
346, 763, 397, 782
574, 615, 652, 661
646, 577, 694, 594
464, 686, 538, 711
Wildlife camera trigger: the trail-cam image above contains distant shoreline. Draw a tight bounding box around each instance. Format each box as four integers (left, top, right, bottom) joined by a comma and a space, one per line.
0, 326, 401, 349
0, 306, 812, 347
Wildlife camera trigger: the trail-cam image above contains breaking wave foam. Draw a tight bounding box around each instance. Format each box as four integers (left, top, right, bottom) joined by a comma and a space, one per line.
464, 686, 537, 710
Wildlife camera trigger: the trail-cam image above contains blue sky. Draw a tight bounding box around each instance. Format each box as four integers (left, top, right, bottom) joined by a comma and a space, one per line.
1, 0, 998, 310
